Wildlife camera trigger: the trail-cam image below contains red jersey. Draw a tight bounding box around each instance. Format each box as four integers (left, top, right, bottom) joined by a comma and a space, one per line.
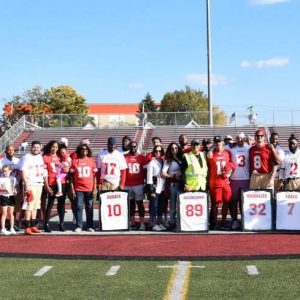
43, 154, 61, 186
70, 157, 97, 191
208, 150, 233, 187
124, 153, 147, 186
249, 144, 274, 174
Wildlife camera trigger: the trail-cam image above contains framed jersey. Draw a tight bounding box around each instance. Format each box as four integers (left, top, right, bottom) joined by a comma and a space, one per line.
242, 190, 273, 231
99, 191, 129, 231
275, 191, 300, 231
177, 191, 209, 232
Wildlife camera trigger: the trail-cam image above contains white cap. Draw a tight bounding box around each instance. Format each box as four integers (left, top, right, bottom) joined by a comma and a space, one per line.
237, 132, 245, 139
81, 139, 90, 145
60, 137, 69, 147
224, 135, 233, 140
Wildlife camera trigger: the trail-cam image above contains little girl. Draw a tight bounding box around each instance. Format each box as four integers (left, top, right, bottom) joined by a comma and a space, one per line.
0, 165, 18, 235
55, 147, 72, 197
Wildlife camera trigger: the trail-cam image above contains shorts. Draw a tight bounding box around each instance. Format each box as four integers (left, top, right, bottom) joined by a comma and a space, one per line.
100, 180, 118, 191
124, 184, 144, 201
0, 195, 15, 207
250, 173, 273, 190
230, 179, 250, 203
22, 184, 43, 211
210, 184, 232, 204
285, 178, 300, 191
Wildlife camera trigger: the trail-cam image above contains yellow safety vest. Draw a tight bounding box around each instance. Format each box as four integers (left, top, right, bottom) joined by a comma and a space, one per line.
184, 152, 208, 191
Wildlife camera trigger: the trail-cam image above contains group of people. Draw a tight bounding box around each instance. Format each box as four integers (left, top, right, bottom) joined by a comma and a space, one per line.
0, 129, 299, 235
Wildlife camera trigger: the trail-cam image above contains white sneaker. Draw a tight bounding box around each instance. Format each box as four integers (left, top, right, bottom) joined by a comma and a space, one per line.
87, 228, 95, 232
10, 228, 17, 235
152, 224, 162, 231
159, 224, 167, 231
139, 223, 146, 231
1, 228, 11, 235
74, 227, 82, 233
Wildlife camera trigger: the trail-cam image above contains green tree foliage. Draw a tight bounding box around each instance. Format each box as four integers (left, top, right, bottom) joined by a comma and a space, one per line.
0, 85, 93, 135
137, 92, 157, 126
159, 86, 227, 125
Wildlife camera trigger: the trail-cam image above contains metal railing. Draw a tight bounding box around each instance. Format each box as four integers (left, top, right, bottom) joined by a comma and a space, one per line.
0, 116, 26, 153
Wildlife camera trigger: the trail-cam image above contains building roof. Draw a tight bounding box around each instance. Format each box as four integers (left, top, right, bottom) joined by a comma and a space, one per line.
88, 103, 139, 114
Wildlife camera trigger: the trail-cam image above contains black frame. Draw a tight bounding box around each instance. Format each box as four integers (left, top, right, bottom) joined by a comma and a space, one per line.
98, 190, 130, 231
176, 191, 209, 233
241, 189, 274, 232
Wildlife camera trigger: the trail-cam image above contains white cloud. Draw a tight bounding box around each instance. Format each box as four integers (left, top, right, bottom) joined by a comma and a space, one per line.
249, 0, 291, 5
186, 73, 230, 86
241, 60, 252, 68
129, 83, 143, 89
241, 57, 289, 68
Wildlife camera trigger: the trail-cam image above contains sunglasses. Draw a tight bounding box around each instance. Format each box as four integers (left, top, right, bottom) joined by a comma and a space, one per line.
256, 135, 264, 137
155, 150, 162, 153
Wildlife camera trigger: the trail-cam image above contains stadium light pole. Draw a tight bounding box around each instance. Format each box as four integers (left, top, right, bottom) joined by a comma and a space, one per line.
206, 0, 213, 126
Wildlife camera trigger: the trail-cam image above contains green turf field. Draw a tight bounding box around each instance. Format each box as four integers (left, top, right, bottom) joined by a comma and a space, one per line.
0, 258, 299, 299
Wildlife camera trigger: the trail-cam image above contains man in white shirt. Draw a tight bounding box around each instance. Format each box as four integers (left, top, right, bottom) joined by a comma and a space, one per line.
228, 133, 250, 230
20, 141, 47, 235
97, 137, 127, 191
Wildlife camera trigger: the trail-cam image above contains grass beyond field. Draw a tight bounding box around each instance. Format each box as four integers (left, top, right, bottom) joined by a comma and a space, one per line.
0, 258, 300, 299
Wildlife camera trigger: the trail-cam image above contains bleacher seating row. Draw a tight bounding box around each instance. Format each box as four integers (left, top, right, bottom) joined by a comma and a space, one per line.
11, 125, 300, 157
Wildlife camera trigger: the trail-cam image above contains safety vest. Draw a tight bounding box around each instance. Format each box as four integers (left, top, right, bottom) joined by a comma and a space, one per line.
184, 151, 207, 191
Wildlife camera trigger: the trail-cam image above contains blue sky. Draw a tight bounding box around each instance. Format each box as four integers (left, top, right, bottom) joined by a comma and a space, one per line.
0, 0, 299, 121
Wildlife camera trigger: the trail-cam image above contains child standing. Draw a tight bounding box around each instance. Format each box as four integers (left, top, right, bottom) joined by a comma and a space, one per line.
0, 165, 18, 235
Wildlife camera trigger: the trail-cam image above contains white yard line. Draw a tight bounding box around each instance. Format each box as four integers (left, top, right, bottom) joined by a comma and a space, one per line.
246, 265, 260, 275
106, 265, 121, 276
34, 266, 53, 277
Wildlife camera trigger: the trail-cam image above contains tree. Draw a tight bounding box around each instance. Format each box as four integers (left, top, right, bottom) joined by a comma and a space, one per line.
136, 92, 157, 126
0, 85, 93, 135
159, 86, 227, 125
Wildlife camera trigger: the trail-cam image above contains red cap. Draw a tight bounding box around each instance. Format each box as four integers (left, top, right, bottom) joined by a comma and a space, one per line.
255, 130, 264, 136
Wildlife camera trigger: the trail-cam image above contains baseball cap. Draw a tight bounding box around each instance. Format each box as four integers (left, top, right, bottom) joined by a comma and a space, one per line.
60, 137, 69, 147
202, 138, 212, 145
81, 139, 90, 145
107, 137, 117, 145
213, 136, 223, 143
191, 139, 200, 145
224, 135, 233, 140
237, 132, 246, 139
255, 130, 264, 137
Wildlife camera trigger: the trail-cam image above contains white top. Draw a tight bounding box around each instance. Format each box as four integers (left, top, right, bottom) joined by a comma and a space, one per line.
275, 145, 285, 179
0, 156, 20, 176
162, 159, 181, 177
97, 149, 127, 185
228, 144, 250, 180
0, 176, 18, 196
279, 149, 300, 180
20, 153, 46, 185
147, 158, 165, 193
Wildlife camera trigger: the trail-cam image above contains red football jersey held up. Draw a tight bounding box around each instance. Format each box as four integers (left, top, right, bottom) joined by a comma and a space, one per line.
43, 154, 60, 186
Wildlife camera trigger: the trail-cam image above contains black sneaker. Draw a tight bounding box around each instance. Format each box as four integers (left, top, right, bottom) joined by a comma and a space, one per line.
44, 224, 52, 233
59, 224, 65, 232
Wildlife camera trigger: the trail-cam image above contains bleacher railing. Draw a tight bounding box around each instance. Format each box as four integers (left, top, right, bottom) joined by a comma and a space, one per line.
0, 116, 26, 153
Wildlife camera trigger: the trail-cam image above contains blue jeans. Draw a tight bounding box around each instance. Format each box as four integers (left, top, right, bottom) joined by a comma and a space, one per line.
169, 182, 180, 224
149, 193, 163, 222
75, 191, 94, 229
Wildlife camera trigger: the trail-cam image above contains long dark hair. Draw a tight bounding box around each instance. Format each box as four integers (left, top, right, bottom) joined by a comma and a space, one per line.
43, 140, 59, 155
165, 142, 182, 163
76, 143, 92, 158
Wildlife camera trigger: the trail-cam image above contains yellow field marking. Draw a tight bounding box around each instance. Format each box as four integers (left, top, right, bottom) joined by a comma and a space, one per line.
163, 261, 192, 300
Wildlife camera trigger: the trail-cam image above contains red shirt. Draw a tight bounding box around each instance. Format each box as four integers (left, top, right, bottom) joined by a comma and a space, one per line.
124, 153, 147, 186
43, 154, 61, 186
249, 144, 274, 174
70, 157, 97, 191
208, 150, 233, 187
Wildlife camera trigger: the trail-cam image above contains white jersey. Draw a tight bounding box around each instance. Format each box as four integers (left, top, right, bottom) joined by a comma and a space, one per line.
228, 144, 250, 180
97, 149, 127, 185
0, 156, 20, 177
279, 149, 300, 180
20, 153, 46, 185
